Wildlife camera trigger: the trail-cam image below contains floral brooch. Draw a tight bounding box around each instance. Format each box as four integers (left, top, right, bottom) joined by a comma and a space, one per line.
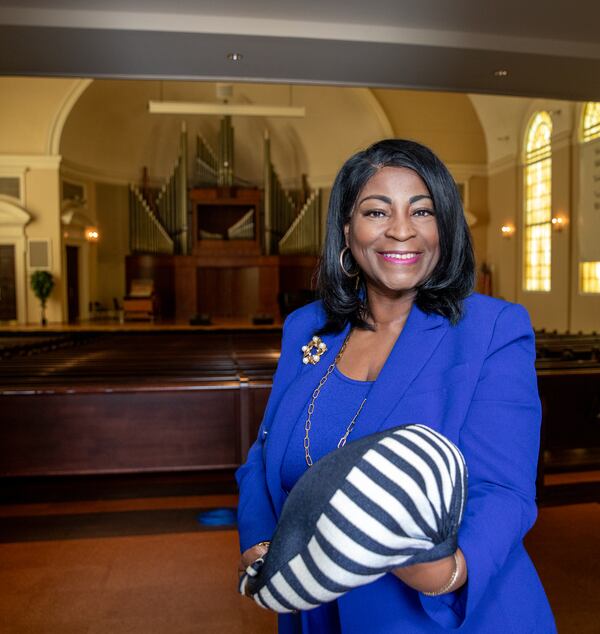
302, 336, 328, 365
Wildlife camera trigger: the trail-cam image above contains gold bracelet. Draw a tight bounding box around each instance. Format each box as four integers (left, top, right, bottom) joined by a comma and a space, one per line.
254, 541, 271, 550
421, 552, 460, 597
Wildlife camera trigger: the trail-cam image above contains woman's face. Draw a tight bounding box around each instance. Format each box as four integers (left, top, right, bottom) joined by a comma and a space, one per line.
344, 166, 440, 298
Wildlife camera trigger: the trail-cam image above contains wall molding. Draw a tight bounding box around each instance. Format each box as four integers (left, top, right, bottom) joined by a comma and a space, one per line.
446, 163, 488, 180
0, 155, 62, 170
61, 158, 132, 186
488, 154, 517, 176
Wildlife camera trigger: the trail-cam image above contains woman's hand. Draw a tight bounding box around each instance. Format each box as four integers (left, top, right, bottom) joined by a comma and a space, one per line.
238, 541, 271, 577
392, 548, 467, 595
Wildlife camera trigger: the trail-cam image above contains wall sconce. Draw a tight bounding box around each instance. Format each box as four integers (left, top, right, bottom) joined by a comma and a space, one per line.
85, 227, 99, 242
551, 215, 567, 232
501, 224, 515, 238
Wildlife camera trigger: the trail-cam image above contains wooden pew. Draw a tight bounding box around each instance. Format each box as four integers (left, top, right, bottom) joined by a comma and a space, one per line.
0, 331, 278, 478
1, 330, 598, 507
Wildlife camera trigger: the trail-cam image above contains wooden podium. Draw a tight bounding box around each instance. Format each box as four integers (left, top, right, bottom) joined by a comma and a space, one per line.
123, 279, 159, 321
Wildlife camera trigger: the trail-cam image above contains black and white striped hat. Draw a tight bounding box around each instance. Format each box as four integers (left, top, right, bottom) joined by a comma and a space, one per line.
239, 424, 467, 613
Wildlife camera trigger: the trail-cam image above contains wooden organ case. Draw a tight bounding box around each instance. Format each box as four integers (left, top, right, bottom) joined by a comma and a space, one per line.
178, 187, 280, 320
126, 124, 321, 324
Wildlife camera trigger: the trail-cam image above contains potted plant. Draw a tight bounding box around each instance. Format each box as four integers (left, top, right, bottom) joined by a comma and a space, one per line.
30, 270, 55, 326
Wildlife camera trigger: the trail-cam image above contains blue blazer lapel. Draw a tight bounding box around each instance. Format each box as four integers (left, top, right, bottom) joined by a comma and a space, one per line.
265, 322, 351, 515
353, 304, 449, 439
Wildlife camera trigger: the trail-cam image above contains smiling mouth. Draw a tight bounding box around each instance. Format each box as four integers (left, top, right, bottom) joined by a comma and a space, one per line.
378, 251, 422, 263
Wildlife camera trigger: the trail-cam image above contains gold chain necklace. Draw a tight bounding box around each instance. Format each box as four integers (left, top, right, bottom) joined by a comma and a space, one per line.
303, 331, 367, 467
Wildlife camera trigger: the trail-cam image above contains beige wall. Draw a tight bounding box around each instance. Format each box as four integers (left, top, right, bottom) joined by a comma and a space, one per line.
570, 143, 600, 332
24, 167, 63, 323
373, 89, 487, 165
95, 183, 129, 309
486, 165, 518, 302
468, 175, 488, 270
0, 77, 79, 154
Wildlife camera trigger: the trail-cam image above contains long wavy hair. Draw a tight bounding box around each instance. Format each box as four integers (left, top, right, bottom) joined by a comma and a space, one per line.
316, 139, 475, 334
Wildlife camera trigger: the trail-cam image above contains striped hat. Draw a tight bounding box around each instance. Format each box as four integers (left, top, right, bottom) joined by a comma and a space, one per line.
239, 424, 467, 613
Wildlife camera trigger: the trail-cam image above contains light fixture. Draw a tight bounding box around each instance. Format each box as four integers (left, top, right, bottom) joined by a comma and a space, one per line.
493, 69, 509, 78
501, 224, 515, 238
85, 227, 99, 242
551, 215, 567, 231
148, 101, 306, 118
227, 52, 243, 62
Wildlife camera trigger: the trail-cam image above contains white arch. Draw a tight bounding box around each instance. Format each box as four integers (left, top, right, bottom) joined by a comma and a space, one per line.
47, 78, 93, 155
358, 89, 394, 138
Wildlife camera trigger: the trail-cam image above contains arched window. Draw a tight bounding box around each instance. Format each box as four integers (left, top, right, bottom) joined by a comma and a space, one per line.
579, 102, 600, 294
524, 111, 552, 292
582, 102, 600, 143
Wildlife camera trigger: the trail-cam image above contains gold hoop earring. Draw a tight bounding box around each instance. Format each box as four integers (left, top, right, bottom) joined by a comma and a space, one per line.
339, 246, 360, 278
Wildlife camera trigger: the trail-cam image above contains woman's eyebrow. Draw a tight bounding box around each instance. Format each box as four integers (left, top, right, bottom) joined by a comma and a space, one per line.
358, 193, 433, 206
357, 194, 392, 205
409, 194, 433, 204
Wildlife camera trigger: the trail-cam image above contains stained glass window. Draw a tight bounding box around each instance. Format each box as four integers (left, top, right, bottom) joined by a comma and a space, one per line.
524, 112, 552, 292
582, 102, 600, 143
579, 103, 600, 293
580, 262, 600, 294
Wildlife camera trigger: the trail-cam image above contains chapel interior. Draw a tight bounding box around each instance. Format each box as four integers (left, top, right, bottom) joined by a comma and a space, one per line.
0, 2, 599, 633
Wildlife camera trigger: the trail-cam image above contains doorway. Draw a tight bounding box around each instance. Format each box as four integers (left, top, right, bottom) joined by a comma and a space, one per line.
66, 245, 79, 323
0, 244, 17, 321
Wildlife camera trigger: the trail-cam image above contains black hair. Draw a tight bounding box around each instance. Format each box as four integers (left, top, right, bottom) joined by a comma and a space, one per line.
316, 139, 475, 334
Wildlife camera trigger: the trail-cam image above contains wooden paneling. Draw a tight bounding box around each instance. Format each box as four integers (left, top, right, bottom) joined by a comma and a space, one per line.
196, 262, 279, 319
126, 254, 175, 319
174, 256, 197, 322
0, 388, 240, 476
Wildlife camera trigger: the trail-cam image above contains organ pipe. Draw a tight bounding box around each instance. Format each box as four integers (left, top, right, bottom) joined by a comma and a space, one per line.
129, 184, 174, 255
278, 190, 322, 256
177, 122, 189, 254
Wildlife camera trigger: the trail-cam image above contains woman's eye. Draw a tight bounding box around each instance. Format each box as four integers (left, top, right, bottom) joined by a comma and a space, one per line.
412, 208, 435, 217
364, 209, 386, 218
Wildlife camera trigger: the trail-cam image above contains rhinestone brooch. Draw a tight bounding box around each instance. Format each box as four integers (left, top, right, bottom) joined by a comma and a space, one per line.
302, 336, 328, 365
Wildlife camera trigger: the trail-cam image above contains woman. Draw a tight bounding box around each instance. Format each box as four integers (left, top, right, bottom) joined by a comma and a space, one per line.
236, 139, 556, 633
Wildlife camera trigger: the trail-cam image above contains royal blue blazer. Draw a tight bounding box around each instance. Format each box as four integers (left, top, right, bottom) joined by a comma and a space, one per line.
236, 293, 556, 633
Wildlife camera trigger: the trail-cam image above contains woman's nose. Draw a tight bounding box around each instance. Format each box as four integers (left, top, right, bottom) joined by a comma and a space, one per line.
385, 211, 417, 241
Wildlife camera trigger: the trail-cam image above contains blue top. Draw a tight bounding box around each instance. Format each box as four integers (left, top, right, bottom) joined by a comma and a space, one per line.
280, 367, 373, 634
281, 366, 373, 493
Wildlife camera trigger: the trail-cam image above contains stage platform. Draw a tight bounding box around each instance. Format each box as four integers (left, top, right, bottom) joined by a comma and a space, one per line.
0, 317, 284, 334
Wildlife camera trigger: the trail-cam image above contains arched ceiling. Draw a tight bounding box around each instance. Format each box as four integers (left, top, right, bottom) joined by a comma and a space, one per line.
373, 90, 487, 165
59, 80, 394, 186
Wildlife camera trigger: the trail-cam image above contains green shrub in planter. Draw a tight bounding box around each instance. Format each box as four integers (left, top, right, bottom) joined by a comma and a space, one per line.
30, 270, 55, 326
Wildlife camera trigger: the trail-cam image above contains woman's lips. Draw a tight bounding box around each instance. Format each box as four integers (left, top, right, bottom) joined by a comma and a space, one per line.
378, 251, 422, 265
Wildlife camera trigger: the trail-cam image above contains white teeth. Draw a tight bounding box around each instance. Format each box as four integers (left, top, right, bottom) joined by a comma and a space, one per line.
382, 252, 418, 260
